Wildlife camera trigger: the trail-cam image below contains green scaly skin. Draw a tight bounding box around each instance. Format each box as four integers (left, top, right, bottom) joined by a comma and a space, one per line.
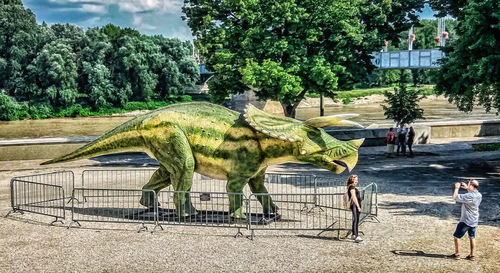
42, 102, 363, 219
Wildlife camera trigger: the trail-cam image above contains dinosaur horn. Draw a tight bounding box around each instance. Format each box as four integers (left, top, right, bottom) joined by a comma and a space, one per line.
304, 114, 363, 128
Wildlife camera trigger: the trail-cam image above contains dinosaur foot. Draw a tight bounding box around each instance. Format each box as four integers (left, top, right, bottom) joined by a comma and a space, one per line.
230, 208, 247, 220
259, 213, 281, 225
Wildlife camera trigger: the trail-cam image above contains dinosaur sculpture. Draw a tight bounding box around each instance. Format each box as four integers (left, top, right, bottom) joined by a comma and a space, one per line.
42, 102, 364, 219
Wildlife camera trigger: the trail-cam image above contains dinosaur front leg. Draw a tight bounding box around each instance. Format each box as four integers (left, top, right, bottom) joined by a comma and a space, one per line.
226, 176, 249, 219
248, 169, 278, 216
140, 166, 172, 208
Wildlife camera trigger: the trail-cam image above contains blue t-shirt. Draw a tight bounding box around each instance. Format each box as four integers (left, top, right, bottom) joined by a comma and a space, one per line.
456, 190, 482, 227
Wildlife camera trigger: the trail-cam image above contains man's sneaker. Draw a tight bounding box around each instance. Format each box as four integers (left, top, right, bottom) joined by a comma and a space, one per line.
354, 236, 363, 243
351, 235, 357, 240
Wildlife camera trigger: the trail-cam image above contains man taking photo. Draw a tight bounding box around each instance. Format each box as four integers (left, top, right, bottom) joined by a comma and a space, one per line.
450, 179, 482, 261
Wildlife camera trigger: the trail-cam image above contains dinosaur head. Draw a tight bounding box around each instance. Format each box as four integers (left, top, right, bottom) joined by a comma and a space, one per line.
244, 104, 364, 174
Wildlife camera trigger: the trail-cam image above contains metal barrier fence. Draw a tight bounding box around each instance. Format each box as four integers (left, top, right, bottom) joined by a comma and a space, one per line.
9, 170, 378, 238
13, 171, 74, 199
8, 171, 74, 224
156, 191, 247, 236
70, 188, 157, 231
247, 193, 345, 239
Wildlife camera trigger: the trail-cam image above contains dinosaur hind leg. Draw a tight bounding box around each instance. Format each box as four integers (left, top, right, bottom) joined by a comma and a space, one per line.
227, 176, 250, 219
145, 127, 197, 218
140, 166, 171, 208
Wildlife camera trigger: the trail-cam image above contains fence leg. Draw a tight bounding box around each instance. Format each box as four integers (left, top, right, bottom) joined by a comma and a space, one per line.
250, 230, 255, 240
66, 197, 80, 204
234, 227, 243, 238
152, 224, 164, 234
138, 222, 148, 233
67, 221, 81, 229
4, 209, 23, 218
50, 217, 64, 225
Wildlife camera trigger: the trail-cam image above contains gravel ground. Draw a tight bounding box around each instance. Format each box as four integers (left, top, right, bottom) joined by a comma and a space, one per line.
1, 145, 499, 273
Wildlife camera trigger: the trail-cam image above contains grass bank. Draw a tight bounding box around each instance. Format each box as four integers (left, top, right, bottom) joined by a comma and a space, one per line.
307, 85, 435, 104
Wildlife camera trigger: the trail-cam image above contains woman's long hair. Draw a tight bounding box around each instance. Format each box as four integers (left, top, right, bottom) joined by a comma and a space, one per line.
346, 174, 358, 188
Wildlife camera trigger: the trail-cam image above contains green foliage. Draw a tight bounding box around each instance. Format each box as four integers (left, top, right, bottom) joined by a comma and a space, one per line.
0, 93, 19, 120
0, 0, 43, 94
0, 2, 200, 118
382, 70, 425, 126
240, 59, 303, 106
431, 0, 499, 114
472, 143, 500, 152
183, 0, 414, 117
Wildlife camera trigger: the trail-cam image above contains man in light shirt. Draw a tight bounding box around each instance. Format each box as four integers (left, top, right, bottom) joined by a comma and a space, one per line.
449, 179, 482, 261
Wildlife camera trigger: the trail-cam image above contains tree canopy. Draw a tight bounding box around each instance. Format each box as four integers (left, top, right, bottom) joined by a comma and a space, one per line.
430, 0, 500, 113
0, 1, 200, 120
183, 0, 425, 117
382, 70, 424, 126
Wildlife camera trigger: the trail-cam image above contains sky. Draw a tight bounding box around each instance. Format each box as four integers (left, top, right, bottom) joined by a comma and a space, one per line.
22, 1, 437, 41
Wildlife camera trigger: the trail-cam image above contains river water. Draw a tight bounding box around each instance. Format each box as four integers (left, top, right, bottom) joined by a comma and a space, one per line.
0, 97, 498, 140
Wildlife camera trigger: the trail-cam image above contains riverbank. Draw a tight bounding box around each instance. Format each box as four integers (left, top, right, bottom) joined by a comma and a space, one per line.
2, 95, 499, 140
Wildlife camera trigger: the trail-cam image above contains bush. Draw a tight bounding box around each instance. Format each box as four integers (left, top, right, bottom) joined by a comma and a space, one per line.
0, 93, 19, 121
30, 104, 55, 119
472, 143, 500, 152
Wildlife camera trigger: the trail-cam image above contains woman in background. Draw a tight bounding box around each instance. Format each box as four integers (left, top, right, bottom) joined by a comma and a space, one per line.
407, 126, 415, 157
346, 174, 363, 243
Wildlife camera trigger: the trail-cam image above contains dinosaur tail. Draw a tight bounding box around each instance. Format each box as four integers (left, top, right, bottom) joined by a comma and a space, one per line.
41, 116, 146, 165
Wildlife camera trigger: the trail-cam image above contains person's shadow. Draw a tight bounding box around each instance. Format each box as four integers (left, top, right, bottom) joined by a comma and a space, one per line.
391, 250, 449, 259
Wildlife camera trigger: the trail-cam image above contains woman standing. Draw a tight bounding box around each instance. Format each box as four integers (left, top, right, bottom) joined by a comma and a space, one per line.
346, 174, 363, 242
407, 126, 415, 157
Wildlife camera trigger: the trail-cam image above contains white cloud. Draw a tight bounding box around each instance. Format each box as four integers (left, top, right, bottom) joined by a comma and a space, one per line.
170, 26, 193, 41
118, 0, 182, 14
80, 4, 107, 14
132, 15, 157, 31
49, 0, 183, 14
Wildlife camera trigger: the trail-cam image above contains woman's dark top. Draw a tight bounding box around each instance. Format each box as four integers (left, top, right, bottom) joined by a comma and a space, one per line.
408, 130, 415, 143
348, 185, 362, 208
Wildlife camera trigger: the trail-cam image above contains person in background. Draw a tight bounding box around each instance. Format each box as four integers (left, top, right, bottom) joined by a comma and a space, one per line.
346, 174, 363, 243
386, 127, 396, 158
407, 126, 415, 157
449, 179, 482, 261
397, 125, 407, 156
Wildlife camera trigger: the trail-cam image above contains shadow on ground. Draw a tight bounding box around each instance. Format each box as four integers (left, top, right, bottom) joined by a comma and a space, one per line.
391, 250, 449, 259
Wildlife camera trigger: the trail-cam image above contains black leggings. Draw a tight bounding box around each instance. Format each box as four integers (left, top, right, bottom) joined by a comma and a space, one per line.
352, 205, 360, 236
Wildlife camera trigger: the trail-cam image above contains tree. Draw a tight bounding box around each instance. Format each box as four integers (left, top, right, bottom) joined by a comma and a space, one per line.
430, 0, 500, 113
32, 41, 79, 107
184, 0, 403, 117
79, 28, 115, 109
0, 0, 43, 96
382, 70, 424, 126
0, 92, 19, 121
151, 36, 199, 99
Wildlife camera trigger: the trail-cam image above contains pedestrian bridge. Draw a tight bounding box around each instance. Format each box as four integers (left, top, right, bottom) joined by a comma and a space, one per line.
371, 49, 444, 69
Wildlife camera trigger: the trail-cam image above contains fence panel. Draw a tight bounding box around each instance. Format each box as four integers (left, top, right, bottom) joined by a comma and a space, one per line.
70, 188, 157, 227
247, 193, 344, 232
82, 169, 157, 190
156, 191, 247, 229
359, 183, 378, 223
13, 171, 74, 199
10, 179, 65, 221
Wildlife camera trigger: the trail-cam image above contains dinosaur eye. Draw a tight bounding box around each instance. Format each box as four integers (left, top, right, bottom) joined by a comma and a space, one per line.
307, 131, 319, 139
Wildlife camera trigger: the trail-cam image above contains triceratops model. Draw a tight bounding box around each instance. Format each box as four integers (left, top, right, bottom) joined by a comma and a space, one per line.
42, 102, 363, 219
